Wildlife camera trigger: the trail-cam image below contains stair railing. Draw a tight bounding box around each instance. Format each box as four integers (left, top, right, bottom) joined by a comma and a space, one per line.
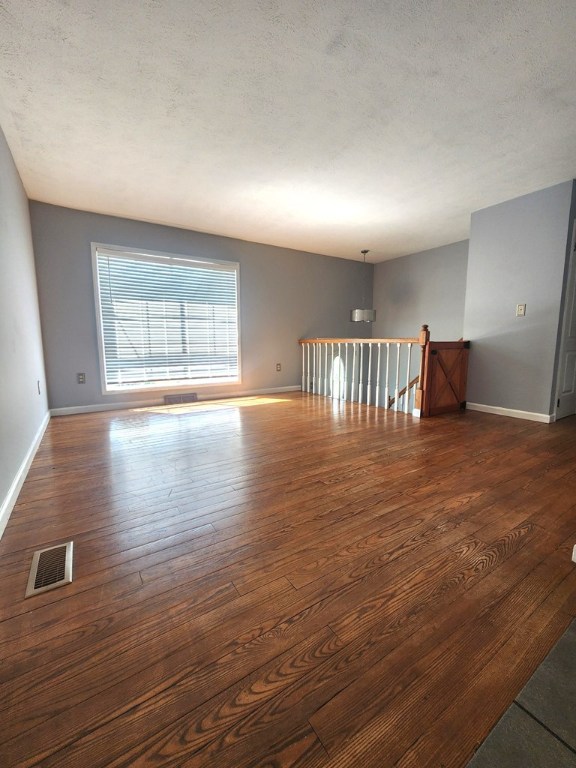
299, 325, 430, 417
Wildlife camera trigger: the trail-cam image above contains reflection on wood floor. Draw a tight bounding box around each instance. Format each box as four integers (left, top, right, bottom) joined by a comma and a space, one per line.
1, 392, 575, 767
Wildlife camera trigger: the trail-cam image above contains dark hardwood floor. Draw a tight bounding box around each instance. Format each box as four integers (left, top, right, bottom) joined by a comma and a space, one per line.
1, 392, 575, 767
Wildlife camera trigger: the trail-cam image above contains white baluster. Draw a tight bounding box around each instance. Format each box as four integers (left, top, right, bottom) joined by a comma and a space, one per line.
352, 343, 357, 401
405, 343, 412, 414
344, 343, 349, 400
375, 343, 382, 407
324, 343, 328, 395
306, 344, 311, 392
311, 343, 315, 393
394, 343, 400, 410
338, 343, 343, 399
359, 344, 364, 405
301, 344, 305, 392
367, 343, 373, 406
313, 343, 317, 393
384, 343, 390, 408
330, 343, 335, 398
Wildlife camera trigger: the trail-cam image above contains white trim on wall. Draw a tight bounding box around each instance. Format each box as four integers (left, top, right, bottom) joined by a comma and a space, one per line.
0, 411, 51, 540
466, 402, 554, 423
50, 385, 302, 416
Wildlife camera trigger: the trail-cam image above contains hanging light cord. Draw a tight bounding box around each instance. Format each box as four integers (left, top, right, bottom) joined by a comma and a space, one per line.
361, 249, 369, 308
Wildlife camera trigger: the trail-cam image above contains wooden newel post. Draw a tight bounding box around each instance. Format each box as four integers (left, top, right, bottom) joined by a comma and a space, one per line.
414, 324, 430, 415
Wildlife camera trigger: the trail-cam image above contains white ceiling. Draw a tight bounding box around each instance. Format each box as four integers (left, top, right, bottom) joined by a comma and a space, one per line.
1, 1, 575, 262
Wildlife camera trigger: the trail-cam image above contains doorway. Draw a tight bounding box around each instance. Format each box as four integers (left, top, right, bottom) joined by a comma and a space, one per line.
555, 220, 576, 420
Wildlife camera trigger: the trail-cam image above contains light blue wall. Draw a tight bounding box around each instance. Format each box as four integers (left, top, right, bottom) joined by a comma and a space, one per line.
30, 203, 371, 410
463, 181, 575, 416
0, 127, 48, 528
373, 240, 469, 341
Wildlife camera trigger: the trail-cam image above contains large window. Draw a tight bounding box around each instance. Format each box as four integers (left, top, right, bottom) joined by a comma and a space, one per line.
93, 245, 240, 392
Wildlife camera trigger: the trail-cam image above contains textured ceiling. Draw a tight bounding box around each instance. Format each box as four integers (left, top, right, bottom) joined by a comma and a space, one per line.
1, 1, 575, 262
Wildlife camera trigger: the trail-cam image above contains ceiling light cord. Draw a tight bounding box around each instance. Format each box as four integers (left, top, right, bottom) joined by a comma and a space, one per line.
350, 249, 376, 323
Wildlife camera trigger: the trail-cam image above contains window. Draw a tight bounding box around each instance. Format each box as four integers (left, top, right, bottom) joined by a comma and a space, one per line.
92, 245, 240, 392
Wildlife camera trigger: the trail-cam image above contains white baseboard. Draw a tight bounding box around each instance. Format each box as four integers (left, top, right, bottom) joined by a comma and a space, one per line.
466, 402, 554, 424
51, 400, 164, 416
50, 386, 302, 417
0, 411, 51, 540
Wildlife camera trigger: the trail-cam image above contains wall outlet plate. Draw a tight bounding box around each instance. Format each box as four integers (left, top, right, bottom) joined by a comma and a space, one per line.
516, 303, 526, 317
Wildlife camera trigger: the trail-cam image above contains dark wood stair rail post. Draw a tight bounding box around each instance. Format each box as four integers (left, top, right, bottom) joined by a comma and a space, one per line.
414, 324, 430, 417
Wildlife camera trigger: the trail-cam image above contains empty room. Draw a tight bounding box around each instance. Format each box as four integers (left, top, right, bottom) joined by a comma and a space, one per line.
1, 2, 576, 767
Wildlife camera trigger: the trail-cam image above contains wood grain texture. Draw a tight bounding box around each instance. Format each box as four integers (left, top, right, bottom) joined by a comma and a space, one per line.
1, 393, 575, 768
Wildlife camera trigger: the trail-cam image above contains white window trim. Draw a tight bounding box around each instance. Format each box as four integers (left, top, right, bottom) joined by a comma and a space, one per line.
91, 243, 242, 395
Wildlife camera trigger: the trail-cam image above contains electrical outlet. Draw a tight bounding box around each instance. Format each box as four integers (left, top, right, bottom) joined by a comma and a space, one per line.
515, 303, 526, 317
77, 372, 86, 384
276, 363, 282, 372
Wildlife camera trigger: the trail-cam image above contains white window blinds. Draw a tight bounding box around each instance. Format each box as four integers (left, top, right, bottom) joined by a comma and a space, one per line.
93, 246, 239, 391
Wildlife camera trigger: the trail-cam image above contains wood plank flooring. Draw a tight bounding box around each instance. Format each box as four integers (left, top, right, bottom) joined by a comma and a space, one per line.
1, 392, 576, 767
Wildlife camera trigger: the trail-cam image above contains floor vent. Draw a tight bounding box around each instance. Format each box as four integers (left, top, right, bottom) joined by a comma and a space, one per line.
164, 393, 198, 405
25, 542, 73, 598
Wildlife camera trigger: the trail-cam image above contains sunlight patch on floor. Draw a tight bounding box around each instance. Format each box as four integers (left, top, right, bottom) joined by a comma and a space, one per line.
135, 396, 291, 415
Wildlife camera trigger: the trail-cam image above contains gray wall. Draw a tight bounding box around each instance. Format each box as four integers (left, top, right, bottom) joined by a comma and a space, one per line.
30, 203, 372, 410
370, 240, 468, 408
463, 181, 575, 415
0, 128, 48, 519
372, 240, 469, 340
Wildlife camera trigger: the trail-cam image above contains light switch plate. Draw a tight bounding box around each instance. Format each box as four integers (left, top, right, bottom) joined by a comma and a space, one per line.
516, 303, 526, 317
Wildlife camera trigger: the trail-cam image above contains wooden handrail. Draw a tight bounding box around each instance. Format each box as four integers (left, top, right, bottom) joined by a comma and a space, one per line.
388, 375, 420, 407
299, 337, 420, 344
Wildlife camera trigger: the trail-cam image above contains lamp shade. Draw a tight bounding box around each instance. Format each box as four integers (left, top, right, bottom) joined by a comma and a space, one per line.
350, 308, 376, 323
